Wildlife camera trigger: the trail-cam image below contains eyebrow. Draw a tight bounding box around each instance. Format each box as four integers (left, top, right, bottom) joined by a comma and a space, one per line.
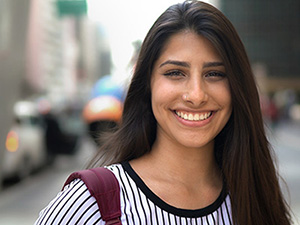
159, 60, 224, 68
203, 61, 224, 68
159, 60, 190, 68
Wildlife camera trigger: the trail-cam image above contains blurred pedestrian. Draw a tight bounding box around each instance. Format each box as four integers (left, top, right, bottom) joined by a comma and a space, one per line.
35, 1, 291, 225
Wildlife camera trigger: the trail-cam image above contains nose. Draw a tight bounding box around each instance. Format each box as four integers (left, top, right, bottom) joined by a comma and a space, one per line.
184, 76, 208, 106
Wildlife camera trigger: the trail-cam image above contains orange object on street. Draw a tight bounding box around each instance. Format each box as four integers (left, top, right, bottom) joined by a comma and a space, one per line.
82, 96, 123, 123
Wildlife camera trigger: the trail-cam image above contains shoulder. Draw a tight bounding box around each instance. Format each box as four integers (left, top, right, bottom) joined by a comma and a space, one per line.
35, 163, 132, 225
35, 179, 101, 225
105, 163, 126, 179
104, 163, 135, 190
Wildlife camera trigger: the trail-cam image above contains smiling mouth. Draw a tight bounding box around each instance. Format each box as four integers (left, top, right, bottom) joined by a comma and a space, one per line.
175, 110, 213, 121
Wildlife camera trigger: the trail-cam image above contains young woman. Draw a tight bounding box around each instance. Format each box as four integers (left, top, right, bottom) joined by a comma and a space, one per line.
35, 1, 291, 224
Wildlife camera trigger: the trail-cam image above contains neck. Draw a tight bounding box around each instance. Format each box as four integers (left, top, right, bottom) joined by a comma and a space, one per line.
130, 138, 223, 209
131, 138, 222, 189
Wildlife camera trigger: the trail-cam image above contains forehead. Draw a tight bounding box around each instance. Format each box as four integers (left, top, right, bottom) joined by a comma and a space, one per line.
156, 31, 222, 65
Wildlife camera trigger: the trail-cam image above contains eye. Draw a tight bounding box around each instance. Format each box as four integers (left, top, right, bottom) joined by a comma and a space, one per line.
164, 70, 185, 77
204, 71, 226, 80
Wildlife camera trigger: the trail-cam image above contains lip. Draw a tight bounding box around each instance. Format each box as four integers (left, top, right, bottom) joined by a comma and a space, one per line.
172, 109, 215, 127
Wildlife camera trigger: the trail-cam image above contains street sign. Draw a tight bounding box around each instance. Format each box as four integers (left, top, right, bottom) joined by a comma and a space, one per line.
56, 0, 87, 17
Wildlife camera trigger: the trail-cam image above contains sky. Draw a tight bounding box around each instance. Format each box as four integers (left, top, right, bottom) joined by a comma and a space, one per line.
86, 0, 220, 80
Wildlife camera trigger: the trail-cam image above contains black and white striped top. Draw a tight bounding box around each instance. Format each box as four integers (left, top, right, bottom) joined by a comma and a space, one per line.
35, 162, 232, 224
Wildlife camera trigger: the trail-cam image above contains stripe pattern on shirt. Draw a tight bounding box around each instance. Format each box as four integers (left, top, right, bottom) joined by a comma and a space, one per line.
35, 163, 232, 225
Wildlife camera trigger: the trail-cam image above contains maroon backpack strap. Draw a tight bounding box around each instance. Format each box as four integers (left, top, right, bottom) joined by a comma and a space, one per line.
63, 167, 122, 225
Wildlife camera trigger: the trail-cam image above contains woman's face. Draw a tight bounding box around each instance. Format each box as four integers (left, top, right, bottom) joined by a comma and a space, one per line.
150, 31, 232, 150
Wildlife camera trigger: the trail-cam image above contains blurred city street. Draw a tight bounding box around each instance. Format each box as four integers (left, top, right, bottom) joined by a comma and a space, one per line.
0, 122, 299, 225
0, 135, 97, 225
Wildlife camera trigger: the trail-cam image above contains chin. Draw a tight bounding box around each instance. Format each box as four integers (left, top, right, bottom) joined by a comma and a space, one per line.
178, 139, 213, 150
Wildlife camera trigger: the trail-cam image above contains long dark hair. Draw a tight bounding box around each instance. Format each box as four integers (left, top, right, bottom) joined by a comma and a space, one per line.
88, 1, 291, 224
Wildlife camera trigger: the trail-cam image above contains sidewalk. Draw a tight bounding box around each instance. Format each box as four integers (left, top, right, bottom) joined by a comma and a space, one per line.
272, 120, 300, 152
269, 120, 300, 224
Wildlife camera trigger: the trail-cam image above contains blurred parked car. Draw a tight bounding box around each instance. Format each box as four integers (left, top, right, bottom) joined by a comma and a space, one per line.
2, 101, 48, 181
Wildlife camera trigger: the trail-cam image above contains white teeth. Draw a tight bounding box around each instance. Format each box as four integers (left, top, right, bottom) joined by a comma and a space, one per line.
176, 111, 212, 121
200, 114, 204, 120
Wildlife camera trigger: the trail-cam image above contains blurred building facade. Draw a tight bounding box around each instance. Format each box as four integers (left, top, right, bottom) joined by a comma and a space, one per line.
26, 0, 111, 105
221, 0, 300, 93
0, 0, 31, 185
0, 0, 111, 112
0, 0, 111, 186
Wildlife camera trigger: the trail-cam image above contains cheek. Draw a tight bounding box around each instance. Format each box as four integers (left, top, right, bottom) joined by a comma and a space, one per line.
221, 89, 231, 107
220, 88, 232, 117
151, 85, 166, 112
151, 80, 163, 114
209, 82, 231, 105
151, 77, 171, 100
151, 80, 177, 117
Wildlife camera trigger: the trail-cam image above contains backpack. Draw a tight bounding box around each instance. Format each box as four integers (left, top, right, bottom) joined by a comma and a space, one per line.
63, 167, 122, 225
